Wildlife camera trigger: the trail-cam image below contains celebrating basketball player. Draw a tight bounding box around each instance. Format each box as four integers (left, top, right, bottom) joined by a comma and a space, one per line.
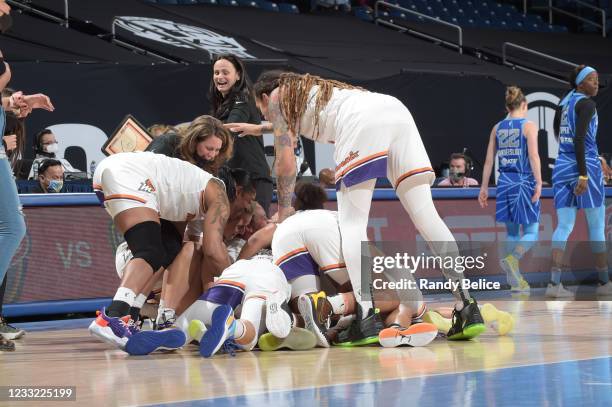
229, 71, 485, 342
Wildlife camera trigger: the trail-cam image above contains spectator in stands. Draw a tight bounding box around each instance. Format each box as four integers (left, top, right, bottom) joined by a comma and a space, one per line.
145, 115, 233, 176
210, 54, 273, 216
318, 168, 335, 188
31, 159, 65, 193
437, 153, 479, 187
28, 129, 79, 179
147, 124, 177, 139
0, 24, 55, 351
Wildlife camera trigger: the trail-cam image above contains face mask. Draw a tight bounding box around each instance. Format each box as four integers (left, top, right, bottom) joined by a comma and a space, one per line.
47, 179, 63, 193
450, 170, 464, 183
44, 143, 59, 154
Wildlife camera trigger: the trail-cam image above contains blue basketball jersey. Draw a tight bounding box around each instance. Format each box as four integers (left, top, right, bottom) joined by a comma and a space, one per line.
495, 118, 531, 174
552, 92, 603, 209
494, 118, 540, 225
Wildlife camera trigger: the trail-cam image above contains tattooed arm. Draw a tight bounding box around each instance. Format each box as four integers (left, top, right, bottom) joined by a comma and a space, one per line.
202, 179, 232, 277
268, 88, 297, 222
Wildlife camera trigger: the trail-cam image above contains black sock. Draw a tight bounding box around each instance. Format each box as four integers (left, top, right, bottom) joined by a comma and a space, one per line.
107, 300, 131, 318
129, 307, 141, 323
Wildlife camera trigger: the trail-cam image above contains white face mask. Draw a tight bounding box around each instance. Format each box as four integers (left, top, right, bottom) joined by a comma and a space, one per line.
44, 143, 59, 154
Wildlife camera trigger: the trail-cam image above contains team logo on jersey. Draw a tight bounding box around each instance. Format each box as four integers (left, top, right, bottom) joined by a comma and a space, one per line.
138, 179, 156, 194
336, 151, 360, 171
114, 16, 256, 59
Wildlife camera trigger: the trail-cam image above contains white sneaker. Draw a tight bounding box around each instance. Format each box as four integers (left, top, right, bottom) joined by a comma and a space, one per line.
265, 291, 292, 339
545, 283, 573, 298
596, 281, 612, 297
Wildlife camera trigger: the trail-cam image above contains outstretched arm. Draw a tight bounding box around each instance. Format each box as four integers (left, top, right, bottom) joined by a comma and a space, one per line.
202, 179, 232, 276
238, 223, 277, 261
268, 88, 297, 222
479, 125, 497, 208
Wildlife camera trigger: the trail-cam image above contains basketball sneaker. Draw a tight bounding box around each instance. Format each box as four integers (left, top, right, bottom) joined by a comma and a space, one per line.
199, 305, 236, 358
125, 327, 186, 356
298, 291, 333, 348
500, 255, 530, 291
378, 323, 438, 348
333, 306, 384, 347
0, 316, 25, 340
188, 319, 207, 343
480, 303, 515, 336
259, 327, 317, 351
265, 291, 293, 339
545, 283, 573, 298
447, 299, 486, 340
88, 308, 132, 349
596, 281, 612, 297
423, 310, 452, 335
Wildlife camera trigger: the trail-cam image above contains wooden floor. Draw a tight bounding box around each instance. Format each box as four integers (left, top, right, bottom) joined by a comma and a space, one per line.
1, 300, 611, 407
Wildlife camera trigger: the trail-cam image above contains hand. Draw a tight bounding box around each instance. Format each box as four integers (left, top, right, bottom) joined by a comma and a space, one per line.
531, 183, 542, 203
2, 134, 16, 151
23, 93, 55, 112
223, 122, 262, 137
478, 187, 488, 208
574, 177, 588, 196
0, 1, 10, 16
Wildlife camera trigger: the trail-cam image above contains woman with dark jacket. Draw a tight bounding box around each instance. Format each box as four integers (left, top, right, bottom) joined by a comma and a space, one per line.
209, 54, 273, 215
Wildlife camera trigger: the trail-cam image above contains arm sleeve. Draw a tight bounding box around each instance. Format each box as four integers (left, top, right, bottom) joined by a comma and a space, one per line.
553, 106, 562, 139
574, 98, 596, 177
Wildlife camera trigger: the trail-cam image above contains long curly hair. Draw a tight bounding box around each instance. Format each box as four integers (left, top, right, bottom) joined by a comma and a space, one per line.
254, 71, 364, 140
178, 115, 233, 175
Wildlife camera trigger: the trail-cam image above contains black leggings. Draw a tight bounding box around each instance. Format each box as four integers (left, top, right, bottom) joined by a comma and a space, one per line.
254, 179, 273, 217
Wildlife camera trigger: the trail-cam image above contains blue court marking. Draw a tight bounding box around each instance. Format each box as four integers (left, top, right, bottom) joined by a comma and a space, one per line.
143, 356, 612, 407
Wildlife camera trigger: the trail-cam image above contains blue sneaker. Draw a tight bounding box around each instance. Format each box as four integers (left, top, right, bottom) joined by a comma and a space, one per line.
125, 328, 186, 356
199, 305, 236, 358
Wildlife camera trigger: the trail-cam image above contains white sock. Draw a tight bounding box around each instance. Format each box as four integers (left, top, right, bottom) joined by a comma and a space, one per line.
328, 295, 346, 315
113, 287, 136, 307
133, 294, 147, 309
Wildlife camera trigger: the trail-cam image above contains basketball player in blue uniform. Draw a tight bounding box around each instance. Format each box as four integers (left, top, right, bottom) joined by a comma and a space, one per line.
480, 86, 542, 291
548, 65, 611, 297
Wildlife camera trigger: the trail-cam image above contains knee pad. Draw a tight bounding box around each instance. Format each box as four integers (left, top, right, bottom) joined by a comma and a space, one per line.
160, 219, 183, 267
124, 221, 167, 272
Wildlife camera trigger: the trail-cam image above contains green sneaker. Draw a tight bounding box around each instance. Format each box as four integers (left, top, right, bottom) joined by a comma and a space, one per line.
258, 327, 317, 351
0, 316, 25, 340
447, 299, 486, 340
333, 306, 384, 347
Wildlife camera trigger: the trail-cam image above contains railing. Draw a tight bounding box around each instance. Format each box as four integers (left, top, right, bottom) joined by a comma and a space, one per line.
548, 0, 606, 38
502, 42, 577, 84
7, 0, 69, 27
374, 1, 463, 54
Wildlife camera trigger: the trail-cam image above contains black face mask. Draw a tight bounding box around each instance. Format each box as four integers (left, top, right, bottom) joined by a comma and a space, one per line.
0, 14, 12, 34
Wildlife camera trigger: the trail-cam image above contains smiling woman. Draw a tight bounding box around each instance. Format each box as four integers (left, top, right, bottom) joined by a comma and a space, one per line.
209, 54, 273, 216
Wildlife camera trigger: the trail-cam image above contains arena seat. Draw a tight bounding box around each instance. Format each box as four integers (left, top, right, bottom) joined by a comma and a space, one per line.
278, 3, 300, 13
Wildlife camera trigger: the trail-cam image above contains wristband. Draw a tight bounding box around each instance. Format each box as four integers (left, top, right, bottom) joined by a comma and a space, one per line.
578, 175, 588, 181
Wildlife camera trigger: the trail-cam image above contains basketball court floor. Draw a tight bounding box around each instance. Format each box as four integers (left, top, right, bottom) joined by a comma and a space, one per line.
1, 297, 611, 406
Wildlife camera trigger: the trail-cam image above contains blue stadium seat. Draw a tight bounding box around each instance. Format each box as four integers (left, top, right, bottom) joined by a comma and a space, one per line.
197, 0, 219, 4
551, 24, 568, 32
177, 0, 198, 4
237, 0, 260, 7
260, 1, 279, 11
354, 6, 374, 21
278, 2, 299, 13
219, 0, 239, 6
156, 0, 179, 4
